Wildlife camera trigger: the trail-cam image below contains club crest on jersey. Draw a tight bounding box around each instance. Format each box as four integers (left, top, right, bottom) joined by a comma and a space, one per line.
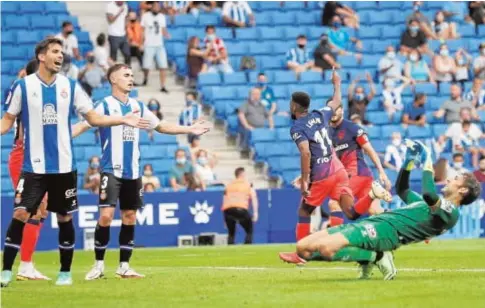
338, 130, 345, 140
42, 104, 58, 125
61, 89, 68, 99
123, 126, 135, 141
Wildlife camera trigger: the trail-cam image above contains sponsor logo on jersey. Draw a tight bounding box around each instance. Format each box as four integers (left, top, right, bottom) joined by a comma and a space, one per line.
335, 143, 349, 152
338, 130, 345, 140
189, 201, 213, 224
65, 188, 77, 199
364, 224, 377, 238
42, 104, 58, 125
123, 126, 135, 141
292, 132, 301, 141
316, 157, 331, 164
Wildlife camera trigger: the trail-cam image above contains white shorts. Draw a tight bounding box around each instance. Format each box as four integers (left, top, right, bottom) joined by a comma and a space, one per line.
143, 45, 168, 70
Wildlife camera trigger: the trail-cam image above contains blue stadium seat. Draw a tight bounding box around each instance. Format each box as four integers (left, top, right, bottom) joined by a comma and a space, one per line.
461, 24, 477, 38
425, 111, 443, 124
307, 26, 328, 40
73, 133, 96, 146
478, 25, 485, 37
250, 129, 276, 144
210, 87, 236, 101
447, 39, 466, 53
249, 71, 273, 84
259, 2, 282, 11
226, 42, 248, 56
1, 1, 18, 14
368, 12, 392, 24
259, 27, 283, 40
273, 116, 290, 128
276, 128, 292, 142
358, 26, 381, 39
339, 55, 359, 68
380, 125, 404, 138
415, 83, 438, 96
272, 12, 296, 25
272, 41, 289, 54
283, 1, 306, 11
272, 85, 289, 99
223, 72, 247, 85
30, 15, 57, 30
139, 132, 152, 145
169, 28, 186, 42
428, 97, 443, 110
295, 12, 315, 26
1, 31, 16, 45
379, 2, 402, 10
2, 46, 27, 60
249, 42, 272, 55
313, 84, 334, 99
273, 70, 297, 84
198, 13, 220, 26
381, 25, 403, 39
439, 84, 452, 96
174, 14, 198, 27
254, 12, 273, 26
16, 31, 41, 45
153, 134, 177, 145
276, 99, 290, 112
2, 178, 13, 193
224, 100, 242, 117
299, 71, 323, 84
260, 56, 284, 70
214, 101, 229, 119
5, 16, 30, 30
54, 15, 80, 29
1, 134, 14, 149
45, 2, 68, 14
366, 126, 381, 139
283, 27, 307, 40
281, 170, 301, 185
185, 28, 205, 40
236, 28, 259, 40
354, 2, 377, 10
407, 125, 432, 138
432, 124, 448, 137
198, 73, 222, 87
22, 2, 46, 13
236, 86, 252, 99
77, 31, 91, 44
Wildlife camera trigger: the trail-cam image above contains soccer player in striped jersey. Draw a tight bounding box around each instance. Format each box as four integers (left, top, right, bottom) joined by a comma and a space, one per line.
72, 64, 211, 280
0, 37, 150, 287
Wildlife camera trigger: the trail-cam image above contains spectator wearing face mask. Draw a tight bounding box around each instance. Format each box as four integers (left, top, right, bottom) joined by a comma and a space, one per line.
163, 1, 190, 17
313, 33, 340, 72
222, 1, 255, 28
433, 44, 456, 84
147, 98, 163, 120
473, 156, 485, 182
327, 16, 363, 60
179, 92, 203, 142
400, 19, 430, 56
170, 149, 195, 191
286, 35, 315, 76
256, 72, 276, 115
378, 45, 403, 82
185, 172, 203, 191
447, 153, 469, 179
384, 132, 407, 171
473, 42, 485, 81
56, 21, 81, 60
454, 48, 473, 86
431, 11, 458, 40
78, 51, 106, 96
382, 76, 411, 120
404, 49, 434, 84
348, 73, 375, 125
204, 25, 233, 74
435, 84, 476, 123
469, 2, 485, 25
142, 164, 161, 189
465, 78, 485, 110
126, 10, 144, 68
60, 54, 79, 80
321, 1, 359, 29
84, 156, 101, 194
144, 183, 156, 193
406, 2, 436, 40
194, 149, 216, 186
402, 93, 427, 127
93, 33, 113, 71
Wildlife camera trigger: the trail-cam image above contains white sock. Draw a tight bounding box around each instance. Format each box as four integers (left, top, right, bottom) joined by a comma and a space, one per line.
120, 262, 129, 270
95, 260, 104, 268
19, 261, 33, 270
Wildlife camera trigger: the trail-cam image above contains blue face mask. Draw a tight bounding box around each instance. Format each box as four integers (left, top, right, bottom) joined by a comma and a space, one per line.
410, 26, 419, 33
148, 104, 159, 111
257, 82, 267, 88
333, 21, 341, 28
458, 58, 466, 65
354, 93, 365, 101
90, 162, 99, 169
198, 157, 208, 166
413, 4, 420, 11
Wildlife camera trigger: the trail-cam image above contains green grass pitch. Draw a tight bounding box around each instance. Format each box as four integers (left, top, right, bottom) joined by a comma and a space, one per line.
2, 239, 485, 308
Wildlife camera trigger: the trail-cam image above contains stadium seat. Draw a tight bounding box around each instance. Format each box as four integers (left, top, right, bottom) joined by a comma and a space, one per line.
406, 125, 432, 138
227, 42, 248, 56
283, 27, 307, 40
1, 31, 16, 45
415, 83, 438, 96
358, 26, 381, 39
461, 24, 477, 38
173, 14, 198, 27
236, 86, 252, 99
273, 116, 290, 128
45, 1, 68, 14
366, 126, 381, 139
254, 12, 273, 26
289, 84, 313, 97
295, 12, 315, 26
5, 16, 30, 30
210, 87, 236, 101
283, 1, 306, 11
249, 71, 273, 84
249, 42, 272, 55
1, 1, 18, 13
22, 2, 46, 13
223, 72, 247, 85
432, 124, 448, 137
2, 46, 28, 60
272, 41, 290, 54
30, 15, 57, 30
299, 71, 323, 84
198, 13, 220, 26
198, 73, 221, 87
250, 129, 276, 144
272, 12, 296, 25
16, 31, 41, 45
259, 2, 282, 11
367, 112, 389, 125
236, 28, 259, 40
260, 56, 284, 70
273, 70, 297, 84
380, 125, 404, 138
259, 27, 283, 40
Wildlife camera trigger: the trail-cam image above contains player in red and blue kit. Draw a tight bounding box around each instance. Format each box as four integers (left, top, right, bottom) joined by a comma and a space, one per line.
327, 107, 391, 227
288, 70, 391, 241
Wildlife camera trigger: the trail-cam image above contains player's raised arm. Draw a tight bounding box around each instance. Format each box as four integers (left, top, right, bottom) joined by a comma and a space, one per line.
326, 67, 342, 111
71, 121, 92, 138
361, 142, 391, 190
396, 140, 424, 204
155, 120, 212, 136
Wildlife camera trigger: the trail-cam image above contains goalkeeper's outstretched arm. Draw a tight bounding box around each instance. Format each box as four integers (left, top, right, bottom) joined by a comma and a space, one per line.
396, 160, 423, 205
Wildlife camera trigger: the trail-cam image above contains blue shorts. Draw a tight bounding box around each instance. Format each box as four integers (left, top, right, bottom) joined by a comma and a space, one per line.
143, 45, 168, 70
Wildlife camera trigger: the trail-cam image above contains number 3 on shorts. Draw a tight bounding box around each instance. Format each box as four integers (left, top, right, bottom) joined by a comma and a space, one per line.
101, 176, 108, 189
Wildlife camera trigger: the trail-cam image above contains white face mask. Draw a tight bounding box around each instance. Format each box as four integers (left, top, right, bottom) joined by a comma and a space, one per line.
387, 51, 396, 59
410, 54, 418, 62
392, 139, 401, 147
176, 157, 187, 165
440, 49, 449, 57
453, 162, 463, 170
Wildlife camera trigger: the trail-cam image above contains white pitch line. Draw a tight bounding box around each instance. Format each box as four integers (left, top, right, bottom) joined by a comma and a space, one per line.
182, 266, 485, 273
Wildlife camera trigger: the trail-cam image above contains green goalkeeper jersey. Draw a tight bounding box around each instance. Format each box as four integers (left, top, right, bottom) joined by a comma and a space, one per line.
366, 196, 460, 245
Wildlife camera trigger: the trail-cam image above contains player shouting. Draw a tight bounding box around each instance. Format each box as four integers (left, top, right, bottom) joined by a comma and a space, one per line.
279, 140, 481, 280
287, 69, 391, 243
72, 64, 212, 280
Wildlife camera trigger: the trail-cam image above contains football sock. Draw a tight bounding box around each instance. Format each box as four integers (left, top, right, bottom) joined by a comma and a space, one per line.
119, 224, 135, 263
20, 219, 42, 263
307, 247, 377, 263
329, 211, 345, 227
296, 216, 311, 241
94, 223, 110, 261
351, 195, 373, 217
58, 220, 75, 272
3, 218, 25, 271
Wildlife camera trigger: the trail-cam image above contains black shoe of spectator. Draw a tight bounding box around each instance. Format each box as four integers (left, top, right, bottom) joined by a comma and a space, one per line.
160, 87, 169, 93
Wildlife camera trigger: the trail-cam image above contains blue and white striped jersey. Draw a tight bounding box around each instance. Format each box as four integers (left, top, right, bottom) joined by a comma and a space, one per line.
94, 96, 160, 180
222, 1, 253, 24
4, 74, 93, 174
286, 47, 311, 65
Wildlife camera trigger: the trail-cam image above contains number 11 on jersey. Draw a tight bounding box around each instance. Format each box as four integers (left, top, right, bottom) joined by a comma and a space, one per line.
314, 127, 332, 156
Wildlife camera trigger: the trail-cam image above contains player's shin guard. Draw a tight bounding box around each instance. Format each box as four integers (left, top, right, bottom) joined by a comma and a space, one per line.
329, 211, 345, 227
296, 216, 311, 241
308, 247, 377, 263
119, 224, 135, 263
20, 219, 42, 263
58, 220, 75, 272
2, 219, 25, 271
94, 223, 110, 261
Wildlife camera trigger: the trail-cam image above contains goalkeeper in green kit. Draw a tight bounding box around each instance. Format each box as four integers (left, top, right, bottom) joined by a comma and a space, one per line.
279, 140, 482, 280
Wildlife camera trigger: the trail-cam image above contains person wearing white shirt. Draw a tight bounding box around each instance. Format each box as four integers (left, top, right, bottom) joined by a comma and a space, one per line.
465, 78, 485, 110
382, 76, 411, 120
93, 33, 113, 71
105, 1, 130, 64
378, 45, 403, 82
222, 1, 255, 28
446, 153, 469, 180
55, 21, 80, 60
194, 150, 216, 186
141, 2, 171, 93
383, 132, 407, 171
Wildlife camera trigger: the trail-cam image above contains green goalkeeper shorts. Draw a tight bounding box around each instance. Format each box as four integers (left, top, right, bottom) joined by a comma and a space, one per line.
327, 220, 401, 252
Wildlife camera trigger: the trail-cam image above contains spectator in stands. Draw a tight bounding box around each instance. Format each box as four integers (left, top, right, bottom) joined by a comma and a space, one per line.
144, 183, 156, 193
105, 1, 130, 64
383, 132, 407, 171
321, 1, 359, 29
286, 35, 315, 76
469, 2, 485, 25
141, 1, 171, 92
473, 156, 485, 182
170, 149, 201, 191
442, 1, 472, 23
438, 110, 485, 168
435, 84, 476, 123
60, 54, 79, 80
141, 164, 161, 189
348, 73, 376, 124
204, 25, 234, 73
378, 45, 403, 82
465, 78, 485, 110
400, 19, 430, 56
238, 88, 274, 131
313, 33, 340, 72
454, 48, 473, 87
447, 153, 469, 179
148, 98, 164, 120
179, 92, 203, 142
126, 10, 144, 68
189, 1, 219, 17
185, 172, 203, 191
406, 2, 436, 39
431, 11, 458, 40
194, 149, 216, 186
350, 113, 366, 127
187, 36, 208, 79
139, 1, 154, 14
83, 156, 101, 194
78, 52, 105, 96
402, 92, 427, 127
328, 16, 363, 59
163, 1, 190, 18
473, 42, 485, 81
94, 33, 113, 71
56, 21, 81, 60
404, 50, 434, 84
222, 1, 255, 28
433, 44, 456, 84
382, 76, 411, 120
256, 73, 276, 115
